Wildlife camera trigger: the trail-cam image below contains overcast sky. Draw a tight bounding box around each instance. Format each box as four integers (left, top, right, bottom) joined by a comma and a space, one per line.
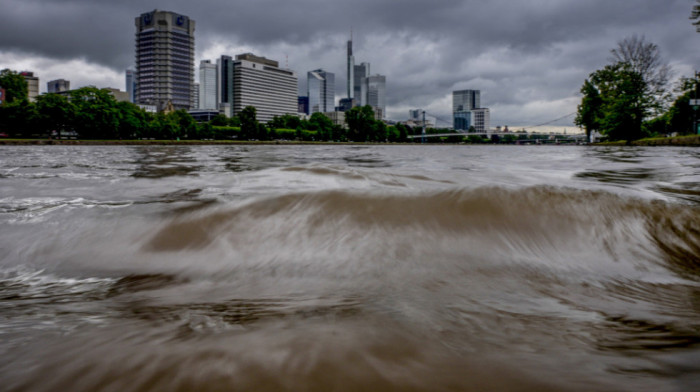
1, 0, 698, 130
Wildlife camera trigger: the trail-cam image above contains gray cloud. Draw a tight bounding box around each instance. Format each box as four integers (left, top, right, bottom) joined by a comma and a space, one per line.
1, 0, 698, 127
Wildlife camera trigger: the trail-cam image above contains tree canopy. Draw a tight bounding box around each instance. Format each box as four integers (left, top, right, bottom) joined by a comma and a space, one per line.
576, 37, 674, 142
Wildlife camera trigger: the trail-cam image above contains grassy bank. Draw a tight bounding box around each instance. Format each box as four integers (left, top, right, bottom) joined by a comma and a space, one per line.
595, 134, 700, 147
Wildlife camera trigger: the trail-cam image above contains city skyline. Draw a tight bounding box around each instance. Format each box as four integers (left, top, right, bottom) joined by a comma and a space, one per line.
0, 0, 698, 130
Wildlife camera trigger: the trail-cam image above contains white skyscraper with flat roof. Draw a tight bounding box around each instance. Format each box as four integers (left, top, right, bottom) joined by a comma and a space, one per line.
199, 60, 217, 110
232, 53, 298, 123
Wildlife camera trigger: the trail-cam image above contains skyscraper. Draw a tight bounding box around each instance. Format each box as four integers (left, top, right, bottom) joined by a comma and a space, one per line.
453, 90, 480, 112
232, 53, 298, 123
217, 55, 234, 117
347, 36, 354, 100
125, 70, 136, 102
360, 74, 385, 119
199, 60, 217, 110
353, 62, 369, 104
307, 69, 335, 114
47, 79, 70, 94
134, 10, 195, 111
453, 90, 481, 130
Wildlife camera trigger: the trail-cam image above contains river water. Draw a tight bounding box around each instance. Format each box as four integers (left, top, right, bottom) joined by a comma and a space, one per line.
0, 144, 699, 391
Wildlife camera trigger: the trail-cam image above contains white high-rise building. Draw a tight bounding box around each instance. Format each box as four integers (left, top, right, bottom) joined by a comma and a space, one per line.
199, 60, 217, 110
193, 82, 199, 109
471, 108, 490, 132
232, 53, 298, 123
307, 69, 335, 114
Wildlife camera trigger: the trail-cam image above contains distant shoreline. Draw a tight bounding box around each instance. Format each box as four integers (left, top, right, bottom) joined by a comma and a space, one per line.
1, 135, 698, 146
0, 139, 366, 146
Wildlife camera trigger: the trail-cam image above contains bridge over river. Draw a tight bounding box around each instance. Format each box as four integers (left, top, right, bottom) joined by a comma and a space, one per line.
407, 131, 588, 143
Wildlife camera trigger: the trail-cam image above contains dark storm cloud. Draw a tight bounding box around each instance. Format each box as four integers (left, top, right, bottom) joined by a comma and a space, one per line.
1, 0, 698, 126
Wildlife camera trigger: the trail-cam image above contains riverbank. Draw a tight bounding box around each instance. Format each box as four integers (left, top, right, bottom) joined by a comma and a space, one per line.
595, 134, 700, 146
0, 139, 363, 146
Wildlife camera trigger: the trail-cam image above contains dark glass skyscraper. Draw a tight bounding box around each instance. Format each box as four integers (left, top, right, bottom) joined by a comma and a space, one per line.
217, 55, 234, 117
134, 10, 195, 111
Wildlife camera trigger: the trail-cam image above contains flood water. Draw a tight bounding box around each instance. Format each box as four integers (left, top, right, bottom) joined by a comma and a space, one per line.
0, 144, 699, 391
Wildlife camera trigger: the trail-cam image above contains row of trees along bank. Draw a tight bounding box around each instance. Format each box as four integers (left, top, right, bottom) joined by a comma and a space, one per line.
0, 68, 520, 144
0, 69, 423, 143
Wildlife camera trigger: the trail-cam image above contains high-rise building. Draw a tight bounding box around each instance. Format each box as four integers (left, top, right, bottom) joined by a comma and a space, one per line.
193, 82, 199, 109
47, 79, 70, 94
232, 53, 298, 123
217, 55, 234, 117
338, 98, 354, 112
354, 62, 369, 104
125, 70, 136, 102
471, 108, 490, 132
360, 74, 386, 119
409, 109, 422, 121
453, 90, 481, 131
347, 36, 354, 99
20, 72, 39, 102
199, 60, 217, 110
454, 111, 472, 131
134, 10, 195, 111
298, 96, 309, 115
307, 69, 335, 114
453, 90, 480, 112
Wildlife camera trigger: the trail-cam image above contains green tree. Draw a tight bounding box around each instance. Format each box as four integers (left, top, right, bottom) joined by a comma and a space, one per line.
210, 114, 228, 126
150, 112, 181, 139
171, 110, 197, 139
0, 98, 35, 137
0, 69, 34, 137
594, 64, 650, 141
692, 0, 700, 32
370, 119, 387, 142
34, 93, 76, 138
309, 112, 333, 140
228, 115, 241, 127
394, 123, 408, 142
575, 79, 602, 141
0, 69, 28, 104
576, 63, 655, 142
653, 75, 700, 135
239, 106, 258, 140
70, 87, 121, 139
116, 101, 149, 139
345, 105, 377, 142
610, 35, 670, 115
